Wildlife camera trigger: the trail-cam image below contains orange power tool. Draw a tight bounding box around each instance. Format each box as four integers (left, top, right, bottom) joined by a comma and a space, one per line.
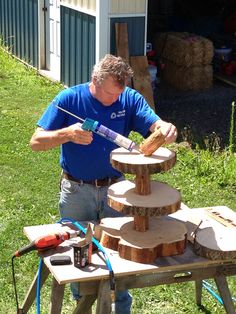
14, 230, 80, 257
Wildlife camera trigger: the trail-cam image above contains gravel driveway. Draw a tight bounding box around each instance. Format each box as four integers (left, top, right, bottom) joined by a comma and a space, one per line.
154, 79, 236, 150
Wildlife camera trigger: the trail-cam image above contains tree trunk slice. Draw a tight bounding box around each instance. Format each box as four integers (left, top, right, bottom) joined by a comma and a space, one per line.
108, 180, 181, 216
139, 129, 166, 156
110, 147, 176, 175
98, 217, 187, 263
194, 227, 236, 260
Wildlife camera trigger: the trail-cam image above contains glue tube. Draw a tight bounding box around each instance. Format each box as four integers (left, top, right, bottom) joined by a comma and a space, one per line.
82, 118, 135, 151
55, 105, 136, 151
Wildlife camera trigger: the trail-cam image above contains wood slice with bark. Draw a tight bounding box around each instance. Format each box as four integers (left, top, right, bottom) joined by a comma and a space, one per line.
98, 216, 187, 263
194, 227, 236, 260
108, 180, 181, 216
110, 147, 176, 175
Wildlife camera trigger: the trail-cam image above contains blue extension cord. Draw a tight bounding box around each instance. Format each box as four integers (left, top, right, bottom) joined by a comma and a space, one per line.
203, 280, 236, 304
36, 217, 115, 314
36, 258, 43, 314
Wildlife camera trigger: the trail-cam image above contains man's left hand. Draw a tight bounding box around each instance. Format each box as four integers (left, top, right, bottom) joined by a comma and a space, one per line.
151, 120, 177, 144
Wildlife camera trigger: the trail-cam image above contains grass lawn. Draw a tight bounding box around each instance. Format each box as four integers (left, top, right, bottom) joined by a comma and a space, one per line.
0, 46, 236, 313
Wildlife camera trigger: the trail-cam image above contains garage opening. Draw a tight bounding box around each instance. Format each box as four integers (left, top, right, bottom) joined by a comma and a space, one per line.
147, 0, 236, 149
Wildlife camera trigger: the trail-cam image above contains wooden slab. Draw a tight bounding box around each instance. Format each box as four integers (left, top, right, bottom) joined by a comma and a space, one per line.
194, 227, 236, 260
110, 147, 176, 175
98, 216, 187, 263
108, 180, 181, 216
171, 206, 236, 260
130, 56, 155, 110
115, 23, 129, 62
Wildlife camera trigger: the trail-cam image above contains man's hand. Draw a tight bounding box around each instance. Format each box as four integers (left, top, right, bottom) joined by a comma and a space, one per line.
67, 123, 93, 145
150, 120, 177, 144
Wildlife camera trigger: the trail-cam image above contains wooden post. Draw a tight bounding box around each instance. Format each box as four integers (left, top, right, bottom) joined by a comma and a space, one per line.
215, 275, 236, 314
115, 23, 129, 62
134, 215, 149, 232
195, 280, 203, 306
96, 280, 112, 314
130, 56, 155, 110
21, 261, 50, 313
49, 278, 65, 314
134, 173, 150, 231
134, 173, 151, 195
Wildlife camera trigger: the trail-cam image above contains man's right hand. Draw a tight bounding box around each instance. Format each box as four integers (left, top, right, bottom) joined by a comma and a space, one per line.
67, 123, 93, 145
30, 124, 93, 151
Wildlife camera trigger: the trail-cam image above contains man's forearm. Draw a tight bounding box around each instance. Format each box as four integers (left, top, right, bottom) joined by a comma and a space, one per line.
30, 127, 72, 151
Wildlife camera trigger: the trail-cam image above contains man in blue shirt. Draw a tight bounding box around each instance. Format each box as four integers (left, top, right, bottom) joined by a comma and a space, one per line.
30, 54, 177, 313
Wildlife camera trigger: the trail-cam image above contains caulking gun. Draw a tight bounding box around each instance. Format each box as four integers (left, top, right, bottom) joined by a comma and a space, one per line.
55, 105, 136, 151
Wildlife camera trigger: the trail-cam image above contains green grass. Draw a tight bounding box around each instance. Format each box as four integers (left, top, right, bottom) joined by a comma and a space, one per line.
0, 47, 236, 313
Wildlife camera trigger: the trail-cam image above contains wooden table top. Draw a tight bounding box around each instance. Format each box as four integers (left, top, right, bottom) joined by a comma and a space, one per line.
23, 206, 236, 285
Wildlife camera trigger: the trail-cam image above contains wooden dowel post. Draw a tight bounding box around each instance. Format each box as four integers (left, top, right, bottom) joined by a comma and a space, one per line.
134, 173, 151, 195
134, 215, 149, 232
134, 173, 151, 231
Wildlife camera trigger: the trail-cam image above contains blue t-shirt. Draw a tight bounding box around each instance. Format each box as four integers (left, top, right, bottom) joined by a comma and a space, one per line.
37, 83, 160, 180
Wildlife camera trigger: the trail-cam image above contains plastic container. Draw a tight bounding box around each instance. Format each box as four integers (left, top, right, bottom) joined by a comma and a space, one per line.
148, 65, 157, 89
214, 47, 232, 62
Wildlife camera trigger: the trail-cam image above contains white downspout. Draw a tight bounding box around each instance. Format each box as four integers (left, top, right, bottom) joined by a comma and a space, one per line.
96, 0, 109, 62
38, 0, 46, 69
144, 0, 148, 55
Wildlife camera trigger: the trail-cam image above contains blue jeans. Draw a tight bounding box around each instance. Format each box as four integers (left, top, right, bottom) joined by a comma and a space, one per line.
59, 177, 132, 314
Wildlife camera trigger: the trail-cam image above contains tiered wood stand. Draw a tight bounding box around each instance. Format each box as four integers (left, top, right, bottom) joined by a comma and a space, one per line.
98, 147, 188, 264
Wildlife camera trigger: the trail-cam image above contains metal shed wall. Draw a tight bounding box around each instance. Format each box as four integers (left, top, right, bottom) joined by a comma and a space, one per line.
0, 0, 39, 68
61, 6, 96, 87
110, 17, 145, 56
60, 0, 96, 13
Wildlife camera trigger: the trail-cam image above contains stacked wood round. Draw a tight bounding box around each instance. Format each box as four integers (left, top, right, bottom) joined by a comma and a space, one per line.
97, 147, 187, 264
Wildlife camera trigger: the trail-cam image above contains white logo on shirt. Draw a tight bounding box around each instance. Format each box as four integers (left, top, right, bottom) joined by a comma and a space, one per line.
111, 110, 125, 119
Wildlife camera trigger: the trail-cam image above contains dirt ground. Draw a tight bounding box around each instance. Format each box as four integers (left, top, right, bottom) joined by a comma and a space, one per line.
154, 78, 236, 150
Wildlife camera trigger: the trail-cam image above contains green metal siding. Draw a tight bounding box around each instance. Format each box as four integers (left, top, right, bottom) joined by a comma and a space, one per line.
110, 17, 145, 56
0, 0, 38, 68
61, 6, 96, 87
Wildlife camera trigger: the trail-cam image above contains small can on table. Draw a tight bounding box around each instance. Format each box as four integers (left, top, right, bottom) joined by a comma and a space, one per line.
73, 239, 92, 268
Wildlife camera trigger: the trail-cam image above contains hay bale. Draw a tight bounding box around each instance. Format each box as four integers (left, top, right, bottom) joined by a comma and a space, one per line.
163, 60, 213, 90
154, 32, 214, 67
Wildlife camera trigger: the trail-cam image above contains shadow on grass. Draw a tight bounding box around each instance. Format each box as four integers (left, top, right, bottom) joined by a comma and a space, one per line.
197, 304, 212, 313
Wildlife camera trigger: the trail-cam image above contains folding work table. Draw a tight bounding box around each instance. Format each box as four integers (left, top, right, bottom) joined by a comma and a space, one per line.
20, 207, 236, 314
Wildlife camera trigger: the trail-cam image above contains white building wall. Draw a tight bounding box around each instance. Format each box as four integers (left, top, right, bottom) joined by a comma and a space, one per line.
109, 0, 146, 15
59, 0, 148, 61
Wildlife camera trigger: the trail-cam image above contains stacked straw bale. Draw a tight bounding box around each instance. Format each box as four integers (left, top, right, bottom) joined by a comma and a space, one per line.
154, 32, 214, 90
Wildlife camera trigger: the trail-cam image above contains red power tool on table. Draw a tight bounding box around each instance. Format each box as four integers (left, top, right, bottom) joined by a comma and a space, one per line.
14, 230, 80, 257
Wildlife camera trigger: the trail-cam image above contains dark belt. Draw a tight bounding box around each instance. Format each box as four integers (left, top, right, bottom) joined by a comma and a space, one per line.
62, 172, 119, 187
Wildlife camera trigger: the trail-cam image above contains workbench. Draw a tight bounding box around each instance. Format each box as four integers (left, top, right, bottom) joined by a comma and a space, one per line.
20, 206, 236, 314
